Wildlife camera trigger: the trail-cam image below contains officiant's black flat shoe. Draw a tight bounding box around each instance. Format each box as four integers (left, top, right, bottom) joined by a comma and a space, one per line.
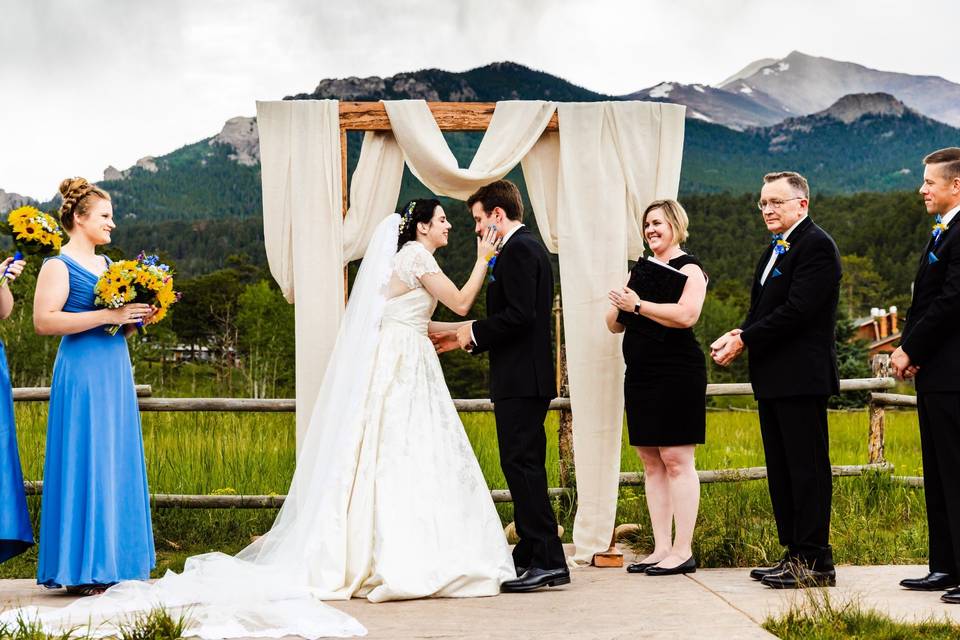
501, 567, 570, 592
626, 561, 658, 574
644, 557, 696, 576
900, 572, 958, 591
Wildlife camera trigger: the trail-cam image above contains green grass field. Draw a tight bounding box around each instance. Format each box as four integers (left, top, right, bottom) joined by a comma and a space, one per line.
1, 405, 930, 579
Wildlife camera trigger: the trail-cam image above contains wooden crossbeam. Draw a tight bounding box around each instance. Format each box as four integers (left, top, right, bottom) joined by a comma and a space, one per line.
339, 101, 560, 132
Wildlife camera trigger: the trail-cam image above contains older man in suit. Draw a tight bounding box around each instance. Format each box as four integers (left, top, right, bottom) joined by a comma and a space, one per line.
894, 148, 960, 603
711, 171, 841, 588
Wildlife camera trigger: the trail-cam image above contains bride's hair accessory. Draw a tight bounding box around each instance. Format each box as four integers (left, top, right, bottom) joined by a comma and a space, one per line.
398, 201, 417, 236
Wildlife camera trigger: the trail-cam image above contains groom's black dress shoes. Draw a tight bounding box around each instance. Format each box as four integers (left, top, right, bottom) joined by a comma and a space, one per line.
760, 562, 836, 589
644, 557, 696, 576
900, 572, 958, 591
941, 587, 960, 604
501, 567, 570, 592
514, 566, 528, 578
749, 556, 789, 581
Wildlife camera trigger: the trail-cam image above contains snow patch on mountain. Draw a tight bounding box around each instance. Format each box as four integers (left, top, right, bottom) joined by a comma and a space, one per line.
649, 82, 674, 98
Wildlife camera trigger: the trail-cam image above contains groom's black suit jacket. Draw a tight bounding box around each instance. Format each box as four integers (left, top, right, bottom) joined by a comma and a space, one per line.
472, 226, 557, 402
741, 216, 841, 399
901, 215, 960, 393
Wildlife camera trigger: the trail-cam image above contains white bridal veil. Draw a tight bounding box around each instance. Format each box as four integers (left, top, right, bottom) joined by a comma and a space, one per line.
0, 214, 403, 638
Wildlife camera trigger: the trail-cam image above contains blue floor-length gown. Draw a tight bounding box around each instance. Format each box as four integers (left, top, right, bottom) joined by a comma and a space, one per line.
0, 339, 34, 564
37, 253, 154, 587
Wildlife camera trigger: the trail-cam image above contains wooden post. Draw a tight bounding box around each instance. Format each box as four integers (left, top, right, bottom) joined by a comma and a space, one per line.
868, 354, 890, 464
340, 128, 349, 301
553, 295, 562, 402
557, 335, 575, 497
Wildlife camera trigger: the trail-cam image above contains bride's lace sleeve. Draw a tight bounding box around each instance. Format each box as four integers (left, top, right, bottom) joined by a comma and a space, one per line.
393, 242, 441, 289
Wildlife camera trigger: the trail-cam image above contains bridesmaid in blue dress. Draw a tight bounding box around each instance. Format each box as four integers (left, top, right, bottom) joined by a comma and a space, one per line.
33, 178, 155, 595
0, 253, 33, 564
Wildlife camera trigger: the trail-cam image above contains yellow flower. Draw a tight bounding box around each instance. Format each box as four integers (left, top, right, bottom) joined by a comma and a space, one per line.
7, 206, 36, 228
146, 307, 167, 325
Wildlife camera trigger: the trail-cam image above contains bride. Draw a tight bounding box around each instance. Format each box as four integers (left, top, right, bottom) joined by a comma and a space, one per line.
1, 199, 514, 638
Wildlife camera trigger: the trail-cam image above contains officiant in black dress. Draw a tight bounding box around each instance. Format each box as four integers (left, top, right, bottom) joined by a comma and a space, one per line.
607, 199, 708, 578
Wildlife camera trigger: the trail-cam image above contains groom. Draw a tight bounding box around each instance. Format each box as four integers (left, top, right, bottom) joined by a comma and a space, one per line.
435, 179, 569, 592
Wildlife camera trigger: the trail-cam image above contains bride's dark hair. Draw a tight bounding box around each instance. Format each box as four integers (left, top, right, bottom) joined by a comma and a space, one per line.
396, 198, 441, 251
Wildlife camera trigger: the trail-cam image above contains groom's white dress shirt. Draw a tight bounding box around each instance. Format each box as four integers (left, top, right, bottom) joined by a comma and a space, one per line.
469, 224, 525, 347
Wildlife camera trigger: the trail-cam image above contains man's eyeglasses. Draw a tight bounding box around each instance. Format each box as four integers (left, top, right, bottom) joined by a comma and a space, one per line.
757, 197, 804, 212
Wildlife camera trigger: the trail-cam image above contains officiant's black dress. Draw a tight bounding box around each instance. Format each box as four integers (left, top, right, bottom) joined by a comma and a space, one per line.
622, 254, 707, 447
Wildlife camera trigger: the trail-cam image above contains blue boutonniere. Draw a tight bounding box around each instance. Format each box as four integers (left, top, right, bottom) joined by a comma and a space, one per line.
486, 251, 498, 282
932, 214, 947, 245
772, 237, 790, 255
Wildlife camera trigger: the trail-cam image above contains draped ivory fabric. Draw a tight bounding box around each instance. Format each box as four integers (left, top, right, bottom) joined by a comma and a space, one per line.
522, 102, 686, 563
258, 99, 685, 563
257, 100, 344, 444
382, 100, 557, 200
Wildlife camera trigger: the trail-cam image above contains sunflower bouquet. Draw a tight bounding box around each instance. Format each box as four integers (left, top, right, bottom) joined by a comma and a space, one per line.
94, 252, 181, 335
0, 206, 63, 286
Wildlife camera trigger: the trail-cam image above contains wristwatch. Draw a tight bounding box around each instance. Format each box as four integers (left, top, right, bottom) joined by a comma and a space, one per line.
633, 302, 641, 315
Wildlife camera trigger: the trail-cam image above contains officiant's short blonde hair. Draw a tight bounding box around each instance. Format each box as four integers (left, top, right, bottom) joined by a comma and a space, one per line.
643, 199, 689, 245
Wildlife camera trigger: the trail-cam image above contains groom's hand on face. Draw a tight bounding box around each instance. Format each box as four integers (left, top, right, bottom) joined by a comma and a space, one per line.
429, 331, 459, 354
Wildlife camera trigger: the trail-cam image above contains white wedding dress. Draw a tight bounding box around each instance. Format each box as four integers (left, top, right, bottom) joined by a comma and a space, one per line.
0, 215, 514, 638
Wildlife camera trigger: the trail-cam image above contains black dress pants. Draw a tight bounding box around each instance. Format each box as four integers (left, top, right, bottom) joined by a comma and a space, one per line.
757, 396, 834, 569
494, 397, 566, 570
917, 392, 960, 577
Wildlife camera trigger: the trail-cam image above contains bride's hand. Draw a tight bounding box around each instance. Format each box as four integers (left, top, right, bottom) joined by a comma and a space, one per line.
477, 226, 499, 263
429, 331, 459, 354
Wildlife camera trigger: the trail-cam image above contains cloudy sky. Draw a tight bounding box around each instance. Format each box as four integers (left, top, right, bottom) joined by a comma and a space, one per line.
2, 0, 954, 199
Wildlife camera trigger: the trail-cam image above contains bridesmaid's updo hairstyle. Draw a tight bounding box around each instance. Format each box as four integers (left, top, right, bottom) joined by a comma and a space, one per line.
396, 198, 441, 251
58, 177, 111, 232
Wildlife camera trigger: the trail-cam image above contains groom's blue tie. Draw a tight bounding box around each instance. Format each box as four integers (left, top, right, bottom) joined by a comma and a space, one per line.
770, 233, 783, 245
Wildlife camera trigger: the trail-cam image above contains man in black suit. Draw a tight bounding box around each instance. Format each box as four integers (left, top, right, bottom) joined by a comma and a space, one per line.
440, 179, 568, 592
893, 148, 960, 603
711, 171, 841, 588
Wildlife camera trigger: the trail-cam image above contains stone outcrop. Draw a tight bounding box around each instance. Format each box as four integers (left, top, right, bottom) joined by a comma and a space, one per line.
209, 116, 259, 166
0, 189, 38, 212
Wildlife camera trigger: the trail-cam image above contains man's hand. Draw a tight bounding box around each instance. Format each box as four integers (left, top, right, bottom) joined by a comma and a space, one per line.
891, 346, 916, 379
456, 322, 475, 352
709, 333, 731, 357
711, 328, 745, 367
429, 331, 459, 354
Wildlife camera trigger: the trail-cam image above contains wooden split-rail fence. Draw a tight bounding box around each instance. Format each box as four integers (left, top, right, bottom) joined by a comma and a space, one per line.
19, 355, 918, 508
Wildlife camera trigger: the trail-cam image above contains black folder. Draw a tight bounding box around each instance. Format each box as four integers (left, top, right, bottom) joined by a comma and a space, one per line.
616, 256, 688, 341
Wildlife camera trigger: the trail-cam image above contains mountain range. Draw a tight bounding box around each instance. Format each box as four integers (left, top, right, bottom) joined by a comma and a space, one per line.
631, 51, 960, 129
3, 52, 958, 275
